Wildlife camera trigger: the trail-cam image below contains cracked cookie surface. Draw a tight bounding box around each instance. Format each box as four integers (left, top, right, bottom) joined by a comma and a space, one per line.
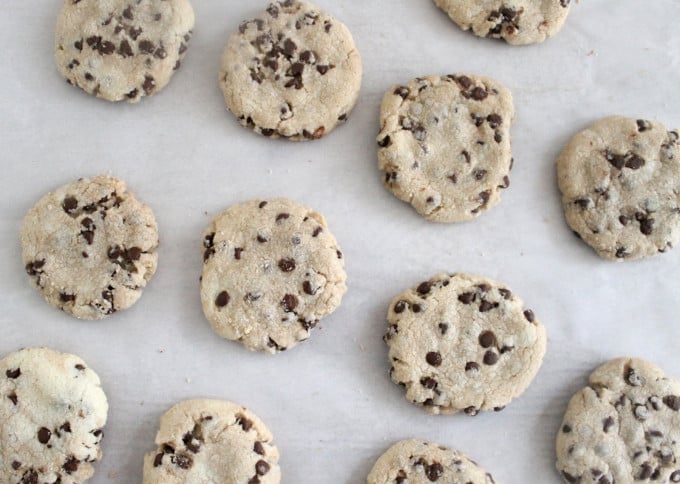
385, 273, 546, 415
200, 198, 346, 353
434, 0, 572, 45
219, 0, 362, 140
557, 116, 680, 261
367, 439, 497, 484
0, 347, 108, 484
143, 399, 280, 483
21, 175, 159, 320
377, 75, 514, 223
55, 0, 194, 102
556, 358, 680, 483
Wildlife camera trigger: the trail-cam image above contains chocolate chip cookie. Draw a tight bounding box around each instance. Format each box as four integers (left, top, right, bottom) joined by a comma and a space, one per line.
557, 116, 680, 261
21, 175, 159, 319
385, 273, 546, 415
55, 0, 194, 102
367, 439, 497, 484
143, 399, 280, 483
219, 0, 362, 140
0, 347, 108, 483
200, 198, 346, 353
377, 75, 514, 222
556, 358, 680, 483
434, 0, 572, 45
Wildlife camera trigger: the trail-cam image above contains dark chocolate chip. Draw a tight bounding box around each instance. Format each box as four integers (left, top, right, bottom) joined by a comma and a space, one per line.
8, 393, 17, 405
256, 460, 270, 475
603, 416, 615, 432
281, 294, 298, 312
11, 461, 21, 470
38, 427, 51, 444
465, 361, 480, 372
478, 331, 496, 348
6, 368, 21, 379
254, 441, 265, 455
523, 310, 535, 322
420, 377, 438, 389
215, 291, 230, 307
417, 281, 432, 295
426, 352, 442, 367
153, 453, 163, 467
62, 456, 79, 474
458, 292, 475, 304
663, 395, 680, 411
62, 197, 78, 213
278, 258, 296, 272
483, 350, 498, 365
562, 424, 572, 433
425, 462, 444, 481
394, 300, 407, 313
171, 453, 193, 470
302, 281, 316, 296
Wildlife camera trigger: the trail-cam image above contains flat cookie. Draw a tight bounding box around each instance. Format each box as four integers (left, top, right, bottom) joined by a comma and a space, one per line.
200, 198, 346, 353
219, 0, 362, 140
434, 0, 572, 45
21, 175, 159, 320
0, 347, 108, 483
557, 116, 680, 261
556, 358, 680, 483
143, 399, 281, 483
55, 0, 194, 102
377, 75, 514, 223
385, 273, 546, 415
367, 439, 497, 484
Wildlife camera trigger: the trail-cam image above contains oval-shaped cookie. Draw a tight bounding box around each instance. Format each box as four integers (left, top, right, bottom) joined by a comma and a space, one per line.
219, 0, 362, 140
21, 175, 159, 320
556, 358, 680, 483
143, 399, 280, 483
200, 198, 346, 353
0, 347, 108, 483
385, 273, 546, 415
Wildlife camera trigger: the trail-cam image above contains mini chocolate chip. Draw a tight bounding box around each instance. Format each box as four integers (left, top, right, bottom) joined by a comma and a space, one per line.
278, 258, 296, 272
215, 291, 230, 307
483, 350, 498, 365
281, 294, 298, 312
394, 300, 407, 313
257, 234, 268, 243
276, 213, 290, 222
458, 292, 475, 304
615, 247, 628, 258
670, 470, 680, 482
479, 300, 496, 312
562, 471, 578, 483
523, 310, 535, 322
426, 462, 444, 481
143, 75, 156, 94
412, 304, 422, 313
626, 367, 644, 386
237, 414, 253, 431
603, 416, 615, 432
562, 424, 572, 433
11, 461, 21, 470
171, 453, 193, 470
62, 197, 78, 213
60, 422, 72, 432
638, 463, 654, 480
663, 395, 680, 411
153, 453, 163, 467
138, 40, 155, 54
256, 460, 270, 475
474, 169, 487, 181
62, 456, 79, 474
465, 362, 480, 372
478, 331, 496, 348
317, 65, 329, 75
640, 218, 655, 235
254, 441, 265, 455
438, 323, 448, 334
38, 427, 51, 444
127, 247, 142, 261
417, 281, 432, 295
637, 119, 651, 132
498, 288, 512, 299
302, 281, 316, 295
464, 406, 479, 416
426, 352, 442, 366
420, 377, 437, 389
6, 368, 21, 379
8, 393, 17, 405
625, 154, 645, 170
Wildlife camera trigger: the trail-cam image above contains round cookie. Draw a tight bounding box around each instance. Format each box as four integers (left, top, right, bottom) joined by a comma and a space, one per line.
55, 0, 195, 102
434, 0, 572, 45
557, 116, 680, 261
556, 358, 680, 483
143, 399, 281, 483
21, 175, 159, 320
200, 198, 346, 353
0, 347, 108, 483
377, 75, 514, 223
367, 439, 497, 484
385, 273, 546, 415
219, 0, 362, 140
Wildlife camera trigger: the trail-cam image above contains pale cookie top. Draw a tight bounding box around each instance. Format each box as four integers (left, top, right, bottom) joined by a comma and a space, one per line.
434, 0, 572, 45
55, 0, 194, 102
0, 347, 108, 484
556, 358, 680, 484
385, 273, 546, 415
557, 116, 680, 261
219, 0, 362, 140
367, 439, 497, 484
143, 399, 280, 484
200, 198, 347, 353
377, 75, 514, 223
21, 175, 159, 320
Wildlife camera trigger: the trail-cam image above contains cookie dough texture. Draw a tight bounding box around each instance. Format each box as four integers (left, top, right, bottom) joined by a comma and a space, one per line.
377, 75, 514, 223
434, 0, 572, 45
143, 399, 281, 483
556, 358, 680, 483
21, 175, 159, 320
55, 0, 194, 102
367, 439, 497, 484
557, 116, 680, 261
0, 347, 108, 484
385, 273, 546, 415
219, 0, 362, 140
201, 198, 347, 353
